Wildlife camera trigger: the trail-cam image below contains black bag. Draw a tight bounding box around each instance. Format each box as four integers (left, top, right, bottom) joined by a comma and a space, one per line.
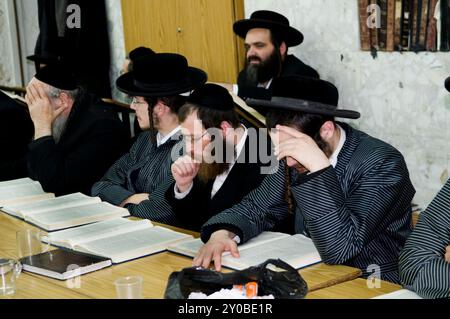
164, 259, 308, 299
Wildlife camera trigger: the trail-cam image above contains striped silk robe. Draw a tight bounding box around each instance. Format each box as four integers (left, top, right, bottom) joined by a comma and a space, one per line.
399, 180, 450, 299
201, 123, 415, 283
91, 131, 182, 225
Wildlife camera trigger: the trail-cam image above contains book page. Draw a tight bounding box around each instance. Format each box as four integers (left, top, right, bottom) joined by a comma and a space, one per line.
4, 193, 100, 217
0, 178, 34, 188
45, 218, 152, 248
26, 202, 130, 231
0, 182, 46, 206
168, 231, 290, 258
0, 194, 55, 209
222, 234, 321, 270
76, 226, 192, 263
372, 289, 423, 299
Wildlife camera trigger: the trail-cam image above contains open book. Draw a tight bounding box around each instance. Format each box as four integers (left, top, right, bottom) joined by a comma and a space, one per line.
44, 218, 194, 263
168, 232, 322, 270
2, 192, 130, 231
0, 179, 54, 207
372, 289, 423, 299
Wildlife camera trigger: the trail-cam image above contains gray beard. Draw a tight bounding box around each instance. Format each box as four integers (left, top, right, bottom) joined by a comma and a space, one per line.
52, 115, 68, 144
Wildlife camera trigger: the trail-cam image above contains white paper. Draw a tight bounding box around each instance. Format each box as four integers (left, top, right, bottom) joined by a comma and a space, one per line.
46, 218, 152, 248
372, 289, 423, 299
222, 234, 321, 270
26, 202, 129, 231
3, 193, 100, 217
77, 226, 192, 263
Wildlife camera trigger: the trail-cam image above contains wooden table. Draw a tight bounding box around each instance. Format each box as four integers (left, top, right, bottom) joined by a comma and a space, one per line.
306, 278, 402, 299
0, 212, 362, 299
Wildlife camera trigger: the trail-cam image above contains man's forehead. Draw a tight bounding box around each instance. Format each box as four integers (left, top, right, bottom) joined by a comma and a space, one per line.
29, 78, 49, 90
245, 28, 272, 43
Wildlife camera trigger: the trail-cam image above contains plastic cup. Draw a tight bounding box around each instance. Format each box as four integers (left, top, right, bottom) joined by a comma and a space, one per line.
114, 276, 143, 299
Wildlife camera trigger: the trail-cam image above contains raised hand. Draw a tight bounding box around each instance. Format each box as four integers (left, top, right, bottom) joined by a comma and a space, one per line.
171, 155, 201, 193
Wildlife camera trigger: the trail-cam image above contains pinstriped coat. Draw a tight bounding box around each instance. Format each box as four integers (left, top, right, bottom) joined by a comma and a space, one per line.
399, 180, 450, 299
201, 123, 415, 283
91, 131, 182, 225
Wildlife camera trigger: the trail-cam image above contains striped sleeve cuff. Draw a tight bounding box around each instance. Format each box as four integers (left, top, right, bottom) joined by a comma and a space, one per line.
100, 185, 135, 206
291, 166, 345, 221
201, 215, 251, 244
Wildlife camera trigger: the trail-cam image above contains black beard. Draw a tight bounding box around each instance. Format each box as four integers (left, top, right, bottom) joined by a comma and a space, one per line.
244, 49, 282, 85
196, 139, 236, 183
197, 162, 231, 184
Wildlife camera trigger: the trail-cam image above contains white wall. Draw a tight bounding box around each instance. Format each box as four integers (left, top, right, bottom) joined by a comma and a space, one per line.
105, 0, 127, 102
245, 0, 450, 208
0, 0, 18, 86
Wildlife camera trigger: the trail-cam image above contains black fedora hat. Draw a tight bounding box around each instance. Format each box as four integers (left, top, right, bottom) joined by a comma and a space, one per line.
246, 76, 361, 119
116, 53, 207, 97
188, 84, 237, 111
233, 10, 304, 47
445, 76, 450, 92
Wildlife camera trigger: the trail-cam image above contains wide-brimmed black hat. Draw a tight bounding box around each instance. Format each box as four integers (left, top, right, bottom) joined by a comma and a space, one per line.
445, 77, 450, 92
188, 84, 237, 111
246, 76, 361, 119
233, 10, 304, 47
116, 53, 207, 97
34, 63, 78, 91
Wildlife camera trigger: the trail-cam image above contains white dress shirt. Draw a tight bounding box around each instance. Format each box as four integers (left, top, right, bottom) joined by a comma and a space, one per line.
233, 78, 273, 95
156, 126, 181, 147
175, 125, 248, 199
329, 124, 346, 168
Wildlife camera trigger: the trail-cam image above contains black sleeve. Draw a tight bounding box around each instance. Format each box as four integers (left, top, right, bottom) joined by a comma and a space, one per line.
27, 119, 127, 195
165, 178, 210, 231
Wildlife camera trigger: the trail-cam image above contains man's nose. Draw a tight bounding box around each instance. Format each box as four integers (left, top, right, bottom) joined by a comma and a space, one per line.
247, 46, 256, 58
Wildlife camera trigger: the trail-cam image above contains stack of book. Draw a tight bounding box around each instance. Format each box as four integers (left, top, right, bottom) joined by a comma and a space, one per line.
0, 178, 322, 280
358, 0, 449, 52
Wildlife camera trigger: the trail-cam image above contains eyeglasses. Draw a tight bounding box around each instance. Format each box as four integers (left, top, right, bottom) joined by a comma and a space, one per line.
184, 131, 208, 145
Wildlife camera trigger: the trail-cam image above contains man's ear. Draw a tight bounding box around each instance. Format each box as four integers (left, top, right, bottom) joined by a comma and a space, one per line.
279, 41, 288, 57
58, 92, 72, 108
220, 121, 233, 136
319, 121, 336, 141
155, 100, 169, 116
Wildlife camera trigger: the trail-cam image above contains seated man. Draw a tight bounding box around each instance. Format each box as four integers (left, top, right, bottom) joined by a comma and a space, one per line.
165, 84, 275, 231
234, 10, 319, 104
0, 91, 34, 181
24, 64, 129, 196
399, 79, 450, 299
194, 76, 415, 284
92, 53, 207, 225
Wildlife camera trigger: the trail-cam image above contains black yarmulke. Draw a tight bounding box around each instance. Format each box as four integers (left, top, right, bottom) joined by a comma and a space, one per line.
35, 64, 77, 91
188, 84, 235, 111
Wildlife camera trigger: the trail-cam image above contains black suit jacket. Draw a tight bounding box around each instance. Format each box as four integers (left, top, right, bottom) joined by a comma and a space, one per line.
0, 92, 34, 181
166, 132, 275, 231
27, 89, 130, 196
